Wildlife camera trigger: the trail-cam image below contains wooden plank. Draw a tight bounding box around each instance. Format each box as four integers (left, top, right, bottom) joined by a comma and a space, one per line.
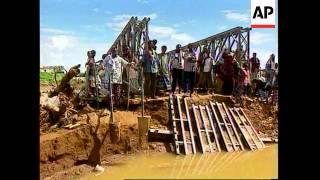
220, 123, 232, 126
64, 123, 82, 129
176, 96, 188, 154
239, 108, 265, 147
169, 94, 180, 154
200, 130, 213, 132
173, 118, 188, 121
199, 105, 213, 152
184, 98, 197, 154
149, 129, 173, 134
180, 97, 195, 154
209, 101, 232, 152
205, 105, 221, 152
216, 102, 237, 151
261, 137, 278, 143
192, 104, 206, 153
238, 108, 265, 148
228, 107, 256, 150
222, 103, 244, 150
232, 107, 258, 150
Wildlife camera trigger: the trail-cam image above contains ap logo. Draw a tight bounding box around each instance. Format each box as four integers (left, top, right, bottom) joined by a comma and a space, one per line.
251, 0, 276, 28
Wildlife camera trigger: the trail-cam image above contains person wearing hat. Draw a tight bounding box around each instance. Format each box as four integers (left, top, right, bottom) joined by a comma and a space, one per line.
170, 44, 184, 94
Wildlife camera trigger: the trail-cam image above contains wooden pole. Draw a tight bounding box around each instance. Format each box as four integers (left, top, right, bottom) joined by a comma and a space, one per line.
109, 71, 114, 123
127, 66, 130, 111
85, 64, 89, 97
93, 58, 99, 108
141, 66, 144, 117
141, 19, 149, 118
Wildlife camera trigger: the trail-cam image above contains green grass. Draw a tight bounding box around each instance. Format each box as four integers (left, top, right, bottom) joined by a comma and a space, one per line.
40, 72, 64, 83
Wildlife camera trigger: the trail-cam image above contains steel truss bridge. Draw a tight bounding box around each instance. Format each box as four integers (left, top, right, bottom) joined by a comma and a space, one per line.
84, 16, 251, 104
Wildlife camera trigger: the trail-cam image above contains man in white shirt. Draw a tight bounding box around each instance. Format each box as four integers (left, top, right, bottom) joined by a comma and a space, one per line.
158, 45, 171, 92
170, 44, 184, 94
183, 44, 197, 96
103, 47, 130, 108
197, 47, 213, 94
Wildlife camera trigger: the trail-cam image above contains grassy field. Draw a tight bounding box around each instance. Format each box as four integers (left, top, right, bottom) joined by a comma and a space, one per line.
40, 72, 64, 83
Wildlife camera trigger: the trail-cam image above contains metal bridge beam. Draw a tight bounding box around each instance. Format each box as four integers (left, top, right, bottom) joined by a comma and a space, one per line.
166, 27, 251, 62
106, 16, 150, 59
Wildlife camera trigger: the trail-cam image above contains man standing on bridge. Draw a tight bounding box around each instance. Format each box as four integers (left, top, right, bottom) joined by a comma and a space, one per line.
249, 52, 260, 81
158, 45, 171, 92
183, 44, 197, 97
170, 44, 184, 94
104, 47, 130, 109
197, 46, 213, 94
265, 54, 276, 85
142, 40, 159, 99
219, 51, 234, 95
126, 50, 140, 99
85, 50, 98, 97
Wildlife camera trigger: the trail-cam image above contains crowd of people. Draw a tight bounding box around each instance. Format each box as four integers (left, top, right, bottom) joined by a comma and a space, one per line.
84, 39, 278, 108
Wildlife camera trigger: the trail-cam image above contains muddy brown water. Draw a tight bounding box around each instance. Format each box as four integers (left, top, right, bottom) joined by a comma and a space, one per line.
82, 144, 277, 179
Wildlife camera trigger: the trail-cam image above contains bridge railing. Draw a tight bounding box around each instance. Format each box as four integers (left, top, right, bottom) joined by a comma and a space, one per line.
166, 26, 251, 65
83, 17, 252, 102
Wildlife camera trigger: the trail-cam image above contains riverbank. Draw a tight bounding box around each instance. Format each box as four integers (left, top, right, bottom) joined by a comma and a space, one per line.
40, 85, 278, 179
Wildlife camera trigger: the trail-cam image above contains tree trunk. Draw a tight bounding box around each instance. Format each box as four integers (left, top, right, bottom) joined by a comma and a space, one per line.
49, 64, 81, 97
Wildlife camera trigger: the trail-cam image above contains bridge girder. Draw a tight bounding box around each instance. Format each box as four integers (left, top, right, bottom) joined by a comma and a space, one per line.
107, 16, 150, 59
166, 26, 251, 63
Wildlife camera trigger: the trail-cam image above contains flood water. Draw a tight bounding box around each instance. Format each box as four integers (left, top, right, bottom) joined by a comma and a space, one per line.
83, 144, 277, 180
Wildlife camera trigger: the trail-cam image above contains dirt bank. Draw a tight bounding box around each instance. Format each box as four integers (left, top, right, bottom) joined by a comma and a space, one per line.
40, 92, 278, 179
40, 101, 172, 179
40, 110, 140, 179
242, 98, 278, 139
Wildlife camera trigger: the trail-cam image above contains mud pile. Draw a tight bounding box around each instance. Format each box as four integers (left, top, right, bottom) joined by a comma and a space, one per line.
242, 98, 278, 139
40, 110, 140, 179
138, 99, 169, 128
40, 92, 82, 132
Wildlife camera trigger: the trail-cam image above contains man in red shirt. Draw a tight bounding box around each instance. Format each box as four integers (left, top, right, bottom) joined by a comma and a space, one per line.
219, 51, 234, 95
249, 52, 260, 81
